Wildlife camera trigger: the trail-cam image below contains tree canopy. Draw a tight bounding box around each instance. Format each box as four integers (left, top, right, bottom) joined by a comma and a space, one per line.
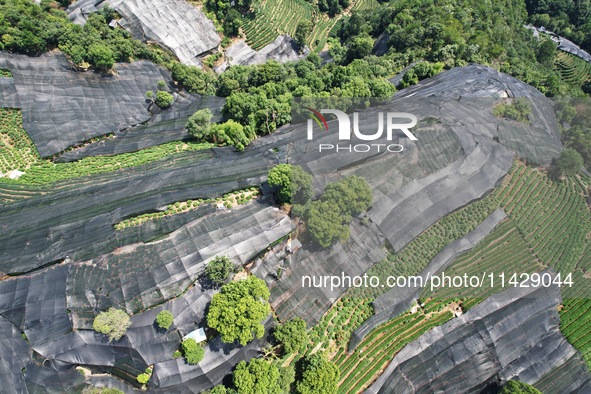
295, 21, 313, 49
87, 44, 115, 71
136, 373, 150, 384
209, 120, 254, 152
296, 354, 340, 394
233, 358, 281, 394
154, 91, 174, 108
207, 276, 270, 345
499, 380, 542, 394
156, 310, 174, 330
273, 317, 309, 355
93, 307, 131, 341
182, 338, 205, 364
554, 148, 584, 177
267, 164, 313, 205
204, 255, 235, 286
304, 176, 372, 247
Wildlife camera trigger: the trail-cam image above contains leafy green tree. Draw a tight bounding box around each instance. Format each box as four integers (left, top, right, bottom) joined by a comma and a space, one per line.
87, 44, 115, 71
305, 200, 350, 247
305, 176, 372, 247
295, 21, 313, 49
171, 63, 215, 95
156, 310, 174, 330
65, 44, 87, 65
233, 358, 281, 393
273, 317, 309, 355
207, 276, 270, 345
267, 164, 313, 204
205, 255, 235, 285
345, 34, 374, 64
499, 380, 542, 394
93, 308, 131, 341
182, 338, 205, 364
155, 91, 174, 108
224, 9, 242, 36
210, 120, 253, 151
137, 373, 150, 384
278, 366, 295, 393
202, 386, 237, 394
186, 108, 213, 140
296, 354, 339, 394
321, 175, 372, 218
537, 40, 556, 65
554, 148, 584, 177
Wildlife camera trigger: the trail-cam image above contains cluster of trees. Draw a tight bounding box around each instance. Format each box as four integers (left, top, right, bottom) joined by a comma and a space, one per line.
318, 0, 350, 16
526, 0, 591, 52
554, 98, 591, 171
398, 61, 445, 88
492, 98, 532, 123
267, 164, 314, 205
294, 176, 372, 248
334, 0, 575, 96
136, 368, 152, 385
93, 307, 131, 341
205, 353, 338, 394
186, 108, 254, 151
147, 80, 174, 109
218, 57, 397, 141
206, 275, 270, 345
204, 0, 249, 37
0, 1, 164, 71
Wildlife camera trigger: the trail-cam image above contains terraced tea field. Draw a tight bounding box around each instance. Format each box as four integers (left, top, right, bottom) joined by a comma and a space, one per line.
296, 161, 591, 392
555, 51, 591, 86
241, 0, 379, 51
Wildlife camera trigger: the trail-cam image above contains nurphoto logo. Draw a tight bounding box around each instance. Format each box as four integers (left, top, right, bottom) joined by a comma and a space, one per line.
305, 108, 418, 153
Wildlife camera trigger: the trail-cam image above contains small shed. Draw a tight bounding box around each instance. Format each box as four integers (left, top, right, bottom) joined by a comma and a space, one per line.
182, 327, 207, 343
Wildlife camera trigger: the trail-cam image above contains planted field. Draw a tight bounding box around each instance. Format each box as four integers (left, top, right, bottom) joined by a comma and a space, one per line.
350, 194, 500, 301
560, 272, 591, 368
0, 109, 213, 187
423, 220, 542, 304
495, 162, 591, 274
554, 51, 591, 86
298, 161, 591, 393
0, 108, 41, 175
335, 307, 454, 393
241, 0, 379, 51
242, 0, 314, 50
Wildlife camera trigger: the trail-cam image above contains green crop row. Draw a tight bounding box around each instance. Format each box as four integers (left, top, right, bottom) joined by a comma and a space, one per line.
115, 187, 260, 229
